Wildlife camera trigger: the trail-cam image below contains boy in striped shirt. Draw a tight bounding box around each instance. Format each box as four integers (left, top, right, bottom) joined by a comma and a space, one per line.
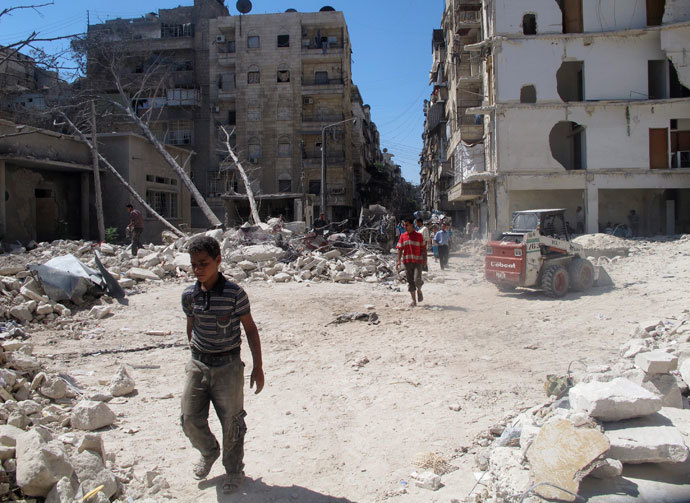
180, 236, 264, 493
396, 218, 427, 306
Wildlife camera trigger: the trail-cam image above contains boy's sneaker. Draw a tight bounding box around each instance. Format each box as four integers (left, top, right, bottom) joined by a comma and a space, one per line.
193, 451, 220, 480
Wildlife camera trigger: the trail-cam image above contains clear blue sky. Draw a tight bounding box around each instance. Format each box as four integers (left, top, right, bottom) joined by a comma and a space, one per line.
0, 0, 444, 183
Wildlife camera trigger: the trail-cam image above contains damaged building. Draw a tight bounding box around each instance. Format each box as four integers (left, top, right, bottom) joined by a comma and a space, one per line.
86, 1, 394, 228
425, 0, 690, 236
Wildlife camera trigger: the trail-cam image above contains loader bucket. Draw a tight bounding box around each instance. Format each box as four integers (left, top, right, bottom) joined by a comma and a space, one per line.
593, 266, 614, 287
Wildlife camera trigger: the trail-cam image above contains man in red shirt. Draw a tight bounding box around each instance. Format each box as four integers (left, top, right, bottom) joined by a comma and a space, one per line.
396, 217, 427, 306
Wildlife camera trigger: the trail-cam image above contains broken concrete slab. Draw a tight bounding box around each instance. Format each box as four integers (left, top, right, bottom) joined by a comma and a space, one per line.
0, 266, 25, 276
526, 418, 610, 502
70, 449, 118, 499
15, 428, 74, 497
634, 350, 678, 375
109, 365, 135, 397
569, 377, 662, 421
19, 278, 48, 303
411, 470, 442, 491
587, 458, 623, 479
88, 305, 113, 320
9, 304, 32, 323
488, 446, 531, 500
70, 401, 116, 431
605, 412, 689, 464
125, 268, 160, 281
228, 244, 283, 263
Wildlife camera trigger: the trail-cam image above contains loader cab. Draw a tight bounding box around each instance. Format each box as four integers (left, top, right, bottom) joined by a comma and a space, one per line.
510, 209, 569, 240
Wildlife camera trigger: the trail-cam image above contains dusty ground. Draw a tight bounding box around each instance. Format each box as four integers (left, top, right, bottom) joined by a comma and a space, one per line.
28, 237, 690, 502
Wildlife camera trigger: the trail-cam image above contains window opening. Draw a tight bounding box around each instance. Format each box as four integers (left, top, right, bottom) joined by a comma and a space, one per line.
523, 14, 537, 35
556, 61, 584, 102
520, 85, 537, 103
247, 35, 260, 48
277, 34, 289, 47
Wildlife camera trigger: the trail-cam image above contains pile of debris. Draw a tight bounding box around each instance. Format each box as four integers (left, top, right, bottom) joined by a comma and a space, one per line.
0, 225, 425, 327
457, 310, 690, 502
0, 330, 167, 502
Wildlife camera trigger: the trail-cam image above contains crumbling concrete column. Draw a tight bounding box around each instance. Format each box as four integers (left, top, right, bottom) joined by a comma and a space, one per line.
81, 172, 90, 239
0, 160, 5, 239
585, 184, 599, 234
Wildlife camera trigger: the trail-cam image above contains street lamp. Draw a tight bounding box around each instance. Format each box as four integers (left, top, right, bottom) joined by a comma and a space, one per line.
321, 117, 357, 217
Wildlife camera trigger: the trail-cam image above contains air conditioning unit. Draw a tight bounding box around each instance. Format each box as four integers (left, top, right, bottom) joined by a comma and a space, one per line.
303, 97, 313, 105
216, 35, 226, 43
329, 187, 345, 195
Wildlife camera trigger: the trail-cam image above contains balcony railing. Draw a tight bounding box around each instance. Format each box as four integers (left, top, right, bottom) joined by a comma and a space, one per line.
302, 113, 344, 123
302, 77, 344, 86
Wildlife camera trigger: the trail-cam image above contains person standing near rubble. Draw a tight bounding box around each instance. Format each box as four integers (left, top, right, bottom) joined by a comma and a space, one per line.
125, 204, 144, 257
314, 212, 328, 235
415, 218, 430, 271
435, 222, 451, 270
396, 218, 427, 307
180, 236, 264, 494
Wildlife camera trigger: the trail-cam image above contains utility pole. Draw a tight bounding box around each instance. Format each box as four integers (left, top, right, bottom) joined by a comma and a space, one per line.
90, 100, 105, 241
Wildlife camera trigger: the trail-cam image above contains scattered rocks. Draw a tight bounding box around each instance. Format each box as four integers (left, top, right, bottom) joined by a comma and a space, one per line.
569, 378, 662, 421
109, 365, 135, 397
70, 401, 116, 431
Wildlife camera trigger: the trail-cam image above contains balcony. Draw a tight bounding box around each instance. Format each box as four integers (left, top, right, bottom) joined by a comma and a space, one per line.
302, 151, 345, 166
302, 113, 344, 123
454, 10, 481, 33
217, 52, 236, 66
302, 77, 344, 88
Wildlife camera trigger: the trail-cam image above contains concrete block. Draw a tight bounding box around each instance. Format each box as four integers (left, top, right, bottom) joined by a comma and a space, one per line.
587, 458, 623, 479
569, 378, 662, 421
634, 350, 678, 374
679, 359, 690, 388
125, 268, 160, 281
527, 418, 609, 502
605, 412, 689, 464
70, 401, 115, 431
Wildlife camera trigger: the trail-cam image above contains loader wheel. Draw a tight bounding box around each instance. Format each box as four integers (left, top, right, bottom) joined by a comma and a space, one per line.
541, 264, 569, 298
568, 258, 594, 291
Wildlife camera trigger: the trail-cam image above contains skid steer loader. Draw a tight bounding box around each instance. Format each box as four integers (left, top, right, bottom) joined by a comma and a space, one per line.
484, 209, 602, 297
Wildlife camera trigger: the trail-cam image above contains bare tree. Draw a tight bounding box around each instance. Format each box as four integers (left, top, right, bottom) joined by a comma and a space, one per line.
219, 126, 261, 225
72, 33, 222, 228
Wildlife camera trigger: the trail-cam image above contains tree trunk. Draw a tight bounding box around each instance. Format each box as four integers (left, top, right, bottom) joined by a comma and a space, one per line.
220, 126, 261, 225
61, 112, 185, 238
90, 100, 105, 241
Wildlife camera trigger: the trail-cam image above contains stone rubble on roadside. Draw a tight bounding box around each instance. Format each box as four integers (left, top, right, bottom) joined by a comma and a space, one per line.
457, 308, 690, 503
0, 328, 171, 502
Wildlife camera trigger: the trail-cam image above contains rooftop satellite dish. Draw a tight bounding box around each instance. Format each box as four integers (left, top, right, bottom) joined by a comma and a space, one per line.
236, 0, 252, 14
285, 8, 297, 12
320, 6, 335, 11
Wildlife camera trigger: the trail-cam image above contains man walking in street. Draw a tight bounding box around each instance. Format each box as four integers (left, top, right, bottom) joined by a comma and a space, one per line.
415, 217, 430, 271
396, 218, 427, 307
575, 206, 585, 234
434, 222, 451, 270
181, 236, 264, 494
126, 204, 144, 256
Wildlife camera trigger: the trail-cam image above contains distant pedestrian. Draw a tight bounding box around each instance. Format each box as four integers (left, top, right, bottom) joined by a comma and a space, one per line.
415, 218, 430, 271
434, 222, 451, 270
628, 210, 640, 236
575, 206, 585, 234
430, 224, 439, 260
313, 213, 328, 235
396, 218, 426, 307
126, 204, 144, 257
465, 220, 472, 239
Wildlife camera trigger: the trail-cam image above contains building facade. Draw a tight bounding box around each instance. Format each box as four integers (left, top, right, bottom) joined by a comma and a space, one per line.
87, 1, 386, 227
428, 0, 690, 237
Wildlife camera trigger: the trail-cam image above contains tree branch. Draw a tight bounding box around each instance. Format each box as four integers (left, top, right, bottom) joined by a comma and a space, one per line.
219, 125, 261, 225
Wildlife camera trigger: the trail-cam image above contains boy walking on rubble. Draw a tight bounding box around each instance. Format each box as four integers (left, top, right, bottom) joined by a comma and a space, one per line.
180, 236, 264, 493
396, 217, 427, 307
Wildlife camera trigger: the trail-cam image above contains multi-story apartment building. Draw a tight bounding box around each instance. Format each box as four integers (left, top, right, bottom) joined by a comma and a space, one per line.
427, 0, 690, 237
87, 1, 383, 227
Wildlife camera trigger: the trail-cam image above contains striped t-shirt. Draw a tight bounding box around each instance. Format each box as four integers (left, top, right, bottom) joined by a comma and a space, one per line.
181, 273, 250, 354
397, 231, 426, 264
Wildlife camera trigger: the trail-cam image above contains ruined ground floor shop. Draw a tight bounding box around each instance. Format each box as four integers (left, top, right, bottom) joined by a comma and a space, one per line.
486, 170, 690, 236
0, 159, 95, 244
222, 193, 315, 228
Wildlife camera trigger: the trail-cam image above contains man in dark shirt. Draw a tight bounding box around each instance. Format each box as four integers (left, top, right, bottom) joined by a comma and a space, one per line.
313, 212, 328, 235
181, 236, 264, 494
126, 204, 144, 256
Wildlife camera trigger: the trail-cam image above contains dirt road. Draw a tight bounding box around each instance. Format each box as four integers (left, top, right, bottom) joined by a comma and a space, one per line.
31, 238, 690, 502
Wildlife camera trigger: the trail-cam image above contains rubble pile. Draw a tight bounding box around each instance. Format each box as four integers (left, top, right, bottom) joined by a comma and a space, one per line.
457, 310, 690, 502
0, 333, 167, 502
0, 225, 419, 328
